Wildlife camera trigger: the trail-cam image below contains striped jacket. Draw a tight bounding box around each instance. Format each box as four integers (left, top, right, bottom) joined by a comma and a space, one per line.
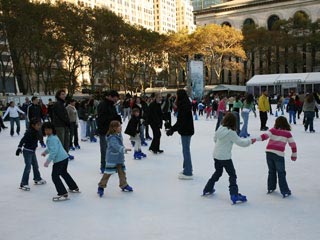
257, 128, 297, 160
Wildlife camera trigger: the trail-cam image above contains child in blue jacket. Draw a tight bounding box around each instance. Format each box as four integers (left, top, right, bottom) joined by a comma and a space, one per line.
97, 120, 132, 197
41, 122, 79, 201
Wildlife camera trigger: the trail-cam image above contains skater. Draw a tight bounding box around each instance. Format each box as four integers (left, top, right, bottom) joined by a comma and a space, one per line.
286, 98, 297, 124
66, 99, 80, 150
203, 113, 255, 204
258, 90, 270, 131
41, 122, 79, 201
166, 89, 194, 180
253, 116, 297, 198
2, 101, 25, 136
125, 108, 147, 160
215, 96, 227, 131
97, 120, 132, 197
303, 93, 317, 133
27, 96, 45, 147
16, 118, 46, 191
239, 94, 256, 138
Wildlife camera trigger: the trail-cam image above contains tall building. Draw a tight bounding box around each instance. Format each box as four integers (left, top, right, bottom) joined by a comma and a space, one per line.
154, 0, 177, 34
191, 0, 222, 11
176, 0, 196, 33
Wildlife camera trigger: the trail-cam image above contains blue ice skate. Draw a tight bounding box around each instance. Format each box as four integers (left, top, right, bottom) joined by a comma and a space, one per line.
231, 193, 247, 204
97, 187, 104, 197
68, 154, 74, 160
75, 145, 81, 150
100, 167, 105, 174
141, 141, 148, 146
122, 185, 133, 192
134, 151, 142, 160
138, 150, 147, 158
90, 137, 97, 143
70, 146, 75, 151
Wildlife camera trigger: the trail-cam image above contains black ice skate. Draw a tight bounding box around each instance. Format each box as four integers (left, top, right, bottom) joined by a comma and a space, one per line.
19, 185, 30, 191
34, 179, 46, 185
68, 188, 81, 193
52, 194, 69, 202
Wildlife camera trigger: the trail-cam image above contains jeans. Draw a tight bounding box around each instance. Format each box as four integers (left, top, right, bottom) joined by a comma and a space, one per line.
181, 135, 193, 176
239, 111, 249, 137
266, 152, 290, 194
21, 150, 42, 185
215, 112, 224, 131
69, 122, 79, 147
10, 117, 20, 136
99, 134, 107, 169
87, 119, 96, 141
232, 111, 240, 135
304, 111, 315, 131
288, 110, 296, 124
204, 159, 238, 195
52, 159, 78, 195
140, 124, 146, 143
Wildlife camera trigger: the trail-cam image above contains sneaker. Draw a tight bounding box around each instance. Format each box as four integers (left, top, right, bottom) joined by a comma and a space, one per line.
68, 154, 74, 160
97, 187, 104, 197
34, 179, 46, 185
121, 185, 133, 192
178, 173, 193, 180
70, 146, 75, 151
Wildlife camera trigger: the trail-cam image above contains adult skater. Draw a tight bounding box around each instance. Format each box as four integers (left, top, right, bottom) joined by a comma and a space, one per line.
239, 94, 256, 138
51, 90, 73, 160
96, 90, 121, 173
258, 90, 270, 131
166, 89, 194, 180
148, 92, 164, 154
27, 96, 45, 147
2, 101, 25, 136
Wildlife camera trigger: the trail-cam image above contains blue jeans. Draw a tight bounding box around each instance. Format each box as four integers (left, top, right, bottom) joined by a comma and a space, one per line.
10, 117, 20, 136
181, 135, 193, 176
288, 110, 296, 124
239, 111, 249, 138
21, 150, 42, 185
215, 112, 224, 131
304, 111, 315, 131
266, 152, 290, 194
232, 111, 240, 135
140, 124, 146, 143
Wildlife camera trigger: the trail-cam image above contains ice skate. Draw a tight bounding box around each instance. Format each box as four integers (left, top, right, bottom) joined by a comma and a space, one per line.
178, 172, 193, 180
75, 145, 81, 150
121, 185, 133, 192
40, 143, 46, 148
141, 141, 148, 146
97, 187, 104, 197
267, 189, 275, 194
68, 154, 74, 160
52, 194, 69, 202
34, 179, 46, 185
202, 188, 215, 196
138, 150, 147, 158
19, 185, 30, 191
133, 151, 142, 160
282, 191, 291, 198
231, 193, 247, 204
69, 188, 81, 193
70, 146, 75, 151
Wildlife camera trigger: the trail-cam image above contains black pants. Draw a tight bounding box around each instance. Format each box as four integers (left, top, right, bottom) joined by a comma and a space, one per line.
145, 124, 151, 138
259, 111, 268, 129
0, 116, 5, 130
69, 122, 79, 147
149, 125, 161, 151
204, 159, 238, 195
52, 159, 78, 195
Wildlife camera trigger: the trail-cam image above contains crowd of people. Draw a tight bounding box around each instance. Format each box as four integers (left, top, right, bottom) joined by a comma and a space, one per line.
1, 88, 319, 203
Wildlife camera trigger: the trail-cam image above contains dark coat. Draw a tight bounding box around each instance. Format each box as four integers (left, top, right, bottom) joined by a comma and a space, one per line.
171, 101, 194, 136
148, 100, 163, 129
78, 106, 88, 121
52, 99, 70, 128
27, 104, 43, 122
18, 127, 40, 151
124, 116, 140, 137
97, 98, 121, 135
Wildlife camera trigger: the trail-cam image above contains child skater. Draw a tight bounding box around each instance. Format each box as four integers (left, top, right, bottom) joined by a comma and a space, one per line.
97, 120, 133, 197
203, 113, 255, 204
16, 118, 46, 191
124, 108, 147, 160
41, 122, 79, 201
253, 116, 297, 198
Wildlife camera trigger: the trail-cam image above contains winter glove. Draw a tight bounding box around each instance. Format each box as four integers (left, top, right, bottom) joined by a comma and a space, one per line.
164, 121, 171, 130
291, 155, 297, 161
251, 138, 256, 144
166, 128, 174, 136
16, 148, 22, 156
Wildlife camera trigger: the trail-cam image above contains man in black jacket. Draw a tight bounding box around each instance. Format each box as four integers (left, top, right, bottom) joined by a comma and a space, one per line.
148, 92, 164, 154
27, 96, 45, 147
97, 90, 121, 173
52, 90, 72, 157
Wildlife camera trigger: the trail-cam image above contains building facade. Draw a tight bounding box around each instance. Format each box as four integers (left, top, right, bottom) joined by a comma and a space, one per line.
176, 0, 196, 33
194, 0, 320, 86
191, 0, 222, 11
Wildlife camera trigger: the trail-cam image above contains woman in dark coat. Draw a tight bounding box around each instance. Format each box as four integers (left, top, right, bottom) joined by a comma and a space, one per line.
167, 89, 194, 179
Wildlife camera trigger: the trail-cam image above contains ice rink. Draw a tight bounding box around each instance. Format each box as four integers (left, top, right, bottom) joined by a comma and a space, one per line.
0, 109, 319, 240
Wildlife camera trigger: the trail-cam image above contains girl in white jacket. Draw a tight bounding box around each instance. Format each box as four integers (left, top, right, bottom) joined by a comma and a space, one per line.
203, 113, 255, 204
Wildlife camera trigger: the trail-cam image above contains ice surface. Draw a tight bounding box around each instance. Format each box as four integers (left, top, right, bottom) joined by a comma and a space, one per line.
0, 108, 319, 240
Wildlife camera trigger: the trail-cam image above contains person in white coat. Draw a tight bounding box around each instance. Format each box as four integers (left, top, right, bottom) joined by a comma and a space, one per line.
2, 101, 25, 136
